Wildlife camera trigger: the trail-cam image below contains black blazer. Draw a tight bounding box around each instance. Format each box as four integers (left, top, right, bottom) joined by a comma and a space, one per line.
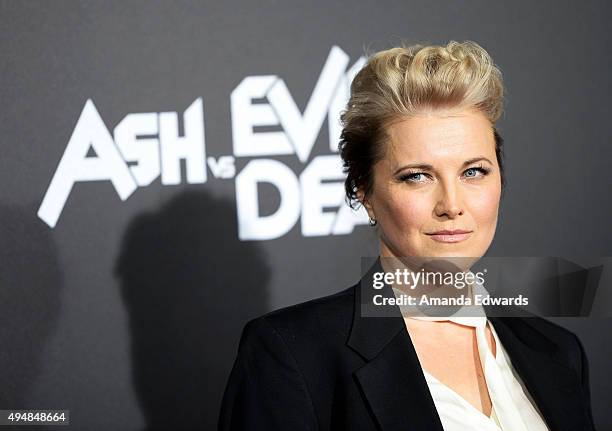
218, 258, 596, 430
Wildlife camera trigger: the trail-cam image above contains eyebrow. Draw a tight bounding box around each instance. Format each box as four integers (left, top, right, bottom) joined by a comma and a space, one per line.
393, 157, 494, 176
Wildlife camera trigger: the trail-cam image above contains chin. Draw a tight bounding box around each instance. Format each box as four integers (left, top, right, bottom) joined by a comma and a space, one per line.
424, 247, 482, 261
425, 237, 487, 258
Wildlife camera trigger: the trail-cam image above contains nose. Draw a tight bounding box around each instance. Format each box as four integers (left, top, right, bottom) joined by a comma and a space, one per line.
434, 180, 464, 219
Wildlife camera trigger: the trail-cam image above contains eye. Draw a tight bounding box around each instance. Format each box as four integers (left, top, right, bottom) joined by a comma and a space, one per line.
463, 165, 490, 179
399, 172, 431, 183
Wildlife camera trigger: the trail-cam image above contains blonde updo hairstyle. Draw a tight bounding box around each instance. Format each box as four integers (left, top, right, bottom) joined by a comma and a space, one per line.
339, 40, 506, 209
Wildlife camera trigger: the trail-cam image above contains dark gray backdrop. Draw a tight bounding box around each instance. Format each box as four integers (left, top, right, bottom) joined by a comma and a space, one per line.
1, 1, 610, 429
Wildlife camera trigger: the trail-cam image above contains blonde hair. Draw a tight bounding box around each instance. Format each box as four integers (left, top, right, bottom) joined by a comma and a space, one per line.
339, 40, 506, 208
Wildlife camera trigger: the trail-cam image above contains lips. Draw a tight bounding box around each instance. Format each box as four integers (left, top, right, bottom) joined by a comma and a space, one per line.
426, 229, 473, 243
428, 229, 471, 235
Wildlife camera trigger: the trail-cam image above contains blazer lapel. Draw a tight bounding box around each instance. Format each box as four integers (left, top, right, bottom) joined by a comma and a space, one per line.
488, 316, 592, 431
347, 257, 444, 431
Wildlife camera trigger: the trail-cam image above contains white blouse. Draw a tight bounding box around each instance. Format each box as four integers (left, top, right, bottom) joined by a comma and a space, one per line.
393, 285, 551, 430
419, 319, 550, 430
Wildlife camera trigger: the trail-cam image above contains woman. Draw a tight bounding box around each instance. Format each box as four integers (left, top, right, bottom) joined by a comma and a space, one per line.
218, 41, 596, 430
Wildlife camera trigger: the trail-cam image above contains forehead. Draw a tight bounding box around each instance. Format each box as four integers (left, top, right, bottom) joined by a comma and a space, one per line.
384, 109, 495, 164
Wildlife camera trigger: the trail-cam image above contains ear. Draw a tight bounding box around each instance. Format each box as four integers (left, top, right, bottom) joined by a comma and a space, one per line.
356, 189, 374, 217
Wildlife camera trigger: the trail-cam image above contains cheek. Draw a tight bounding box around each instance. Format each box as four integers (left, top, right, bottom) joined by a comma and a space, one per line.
468, 186, 500, 225
380, 191, 431, 231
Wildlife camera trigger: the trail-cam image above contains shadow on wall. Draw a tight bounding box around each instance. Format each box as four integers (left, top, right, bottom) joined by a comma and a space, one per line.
0, 204, 62, 409
115, 190, 270, 431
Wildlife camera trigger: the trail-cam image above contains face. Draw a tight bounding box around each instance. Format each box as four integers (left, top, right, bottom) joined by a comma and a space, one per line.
361, 108, 502, 260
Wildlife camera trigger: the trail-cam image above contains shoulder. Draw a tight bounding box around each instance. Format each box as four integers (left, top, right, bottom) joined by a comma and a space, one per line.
220, 286, 359, 430
520, 316, 581, 346
239, 284, 356, 353
507, 316, 585, 368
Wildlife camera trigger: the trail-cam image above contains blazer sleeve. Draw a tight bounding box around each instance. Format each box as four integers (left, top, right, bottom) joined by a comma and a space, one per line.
573, 333, 597, 430
218, 316, 319, 431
